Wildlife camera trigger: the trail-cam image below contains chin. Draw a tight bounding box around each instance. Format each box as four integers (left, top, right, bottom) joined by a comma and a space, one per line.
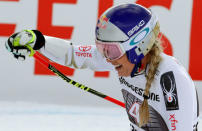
118, 73, 130, 77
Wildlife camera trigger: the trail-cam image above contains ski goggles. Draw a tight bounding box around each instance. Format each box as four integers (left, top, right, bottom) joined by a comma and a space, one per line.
95, 39, 126, 60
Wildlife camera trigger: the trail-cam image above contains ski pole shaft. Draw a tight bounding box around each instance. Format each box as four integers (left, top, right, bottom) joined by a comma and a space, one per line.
33, 51, 125, 108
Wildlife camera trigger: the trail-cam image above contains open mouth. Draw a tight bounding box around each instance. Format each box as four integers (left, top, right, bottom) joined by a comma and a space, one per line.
115, 64, 122, 70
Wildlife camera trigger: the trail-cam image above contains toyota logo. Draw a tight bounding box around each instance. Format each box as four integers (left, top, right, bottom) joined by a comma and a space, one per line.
79, 46, 92, 52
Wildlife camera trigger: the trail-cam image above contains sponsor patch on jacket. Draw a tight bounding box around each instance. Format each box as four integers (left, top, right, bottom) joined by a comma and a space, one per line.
75, 46, 92, 58
119, 77, 160, 102
160, 71, 179, 110
169, 114, 178, 130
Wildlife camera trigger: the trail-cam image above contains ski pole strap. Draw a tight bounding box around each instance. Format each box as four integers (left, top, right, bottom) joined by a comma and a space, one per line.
33, 51, 125, 108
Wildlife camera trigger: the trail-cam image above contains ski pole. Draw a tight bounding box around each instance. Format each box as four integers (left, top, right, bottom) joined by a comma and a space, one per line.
33, 51, 125, 108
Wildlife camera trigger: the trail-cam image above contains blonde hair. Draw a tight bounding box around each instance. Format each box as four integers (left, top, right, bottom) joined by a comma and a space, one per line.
139, 22, 163, 127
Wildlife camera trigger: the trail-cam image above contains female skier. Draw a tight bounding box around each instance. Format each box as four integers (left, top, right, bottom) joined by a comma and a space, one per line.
5, 3, 199, 131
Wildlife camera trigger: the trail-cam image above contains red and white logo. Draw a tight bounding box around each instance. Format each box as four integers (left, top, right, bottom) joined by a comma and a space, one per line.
169, 114, 178, 131
79, 46, 92, 52
97, 15, 109, 29
129, 102, 140, 123
76, 46, 92, 58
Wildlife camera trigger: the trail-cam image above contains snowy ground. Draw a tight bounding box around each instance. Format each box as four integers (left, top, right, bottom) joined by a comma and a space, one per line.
0, 102, 201, 131
0, 102, 130, 131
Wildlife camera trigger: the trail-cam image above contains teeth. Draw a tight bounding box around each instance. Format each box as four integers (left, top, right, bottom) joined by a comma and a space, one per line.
115, 64, 121, 68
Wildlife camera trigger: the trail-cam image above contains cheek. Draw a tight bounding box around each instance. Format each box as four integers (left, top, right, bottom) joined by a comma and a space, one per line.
121, 64, 131, 75
123, 63, 135, 73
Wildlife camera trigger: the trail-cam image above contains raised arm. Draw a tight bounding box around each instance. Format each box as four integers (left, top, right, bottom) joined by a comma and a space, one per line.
5, 30, 113, 71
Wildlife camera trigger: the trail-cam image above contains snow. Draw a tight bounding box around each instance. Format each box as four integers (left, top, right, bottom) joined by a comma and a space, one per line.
0, 102, 129, 131
0, 102, 201, 131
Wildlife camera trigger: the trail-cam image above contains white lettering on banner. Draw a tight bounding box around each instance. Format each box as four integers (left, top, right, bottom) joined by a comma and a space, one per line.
1, 0, 202, 109
128, 20, 145, 36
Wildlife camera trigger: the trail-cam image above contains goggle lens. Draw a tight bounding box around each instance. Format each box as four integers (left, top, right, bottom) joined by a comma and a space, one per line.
95, 40, 125, 60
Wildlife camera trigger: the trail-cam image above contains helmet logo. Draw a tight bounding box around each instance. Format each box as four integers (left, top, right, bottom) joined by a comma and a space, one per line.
97, 15, 109, 29
128, 20, 145, 37
130, 28, 149, 46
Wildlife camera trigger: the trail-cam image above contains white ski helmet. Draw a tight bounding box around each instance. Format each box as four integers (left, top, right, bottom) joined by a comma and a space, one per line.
95, 3, 159, 66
